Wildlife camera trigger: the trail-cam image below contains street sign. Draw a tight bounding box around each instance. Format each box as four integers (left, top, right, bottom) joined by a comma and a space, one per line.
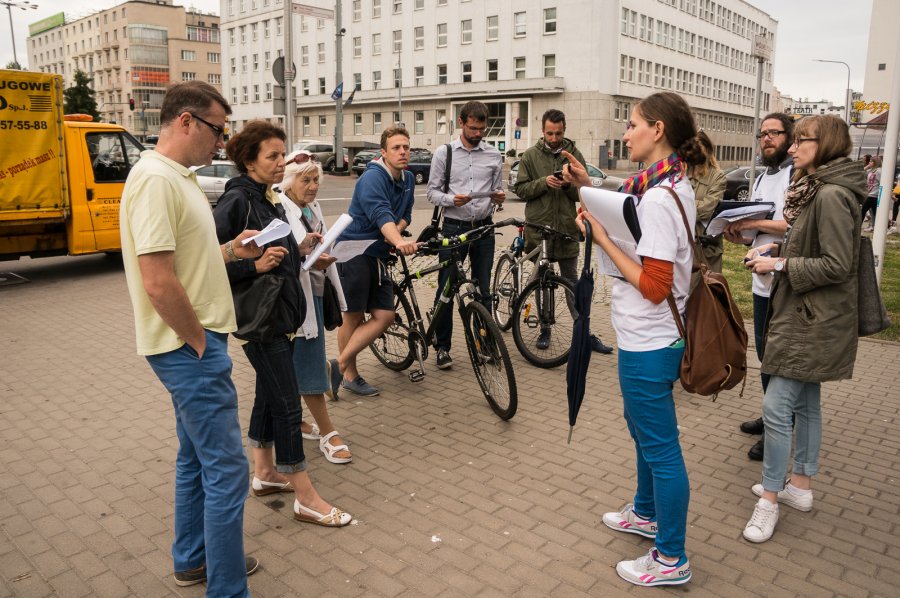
291, 2, 334, 19
752, 34, 772, 61
515, 117, 522, 127
514, 129, 521, 140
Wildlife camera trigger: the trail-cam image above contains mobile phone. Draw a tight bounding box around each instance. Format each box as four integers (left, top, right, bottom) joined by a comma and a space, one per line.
553, 169, 564, 179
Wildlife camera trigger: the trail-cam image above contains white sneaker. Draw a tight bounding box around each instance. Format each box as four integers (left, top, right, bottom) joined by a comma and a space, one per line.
743, 498, 779, 543
752, 483, 813, 512
602, 503, 657, 539
615, 548, 692, 587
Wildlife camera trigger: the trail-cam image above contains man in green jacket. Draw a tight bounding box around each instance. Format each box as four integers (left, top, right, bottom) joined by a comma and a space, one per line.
513, 109, 612, 354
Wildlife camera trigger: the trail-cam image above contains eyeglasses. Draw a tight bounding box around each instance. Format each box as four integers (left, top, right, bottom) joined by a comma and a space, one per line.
190, 113, 225, 139
756, 130, 786, 140
289, 153, 320, 164
791, 137, 819, 147
463, 123, 486, 133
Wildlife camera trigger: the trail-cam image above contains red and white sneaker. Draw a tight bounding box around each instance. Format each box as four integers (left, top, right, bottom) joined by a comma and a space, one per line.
602, 503, 657, 539
616, 548, 692, 587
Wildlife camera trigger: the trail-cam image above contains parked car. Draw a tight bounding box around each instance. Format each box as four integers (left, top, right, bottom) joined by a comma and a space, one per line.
507, 160, 624, 191
351, 148, 380, 176
191, 160, 240, 206
406, 148, 433, 185
292, 140, 349, 171
723, 166, 753, 200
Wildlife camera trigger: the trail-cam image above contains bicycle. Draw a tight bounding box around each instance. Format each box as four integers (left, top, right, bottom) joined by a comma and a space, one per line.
368, 219, 519, 420
491, 219, 579, 369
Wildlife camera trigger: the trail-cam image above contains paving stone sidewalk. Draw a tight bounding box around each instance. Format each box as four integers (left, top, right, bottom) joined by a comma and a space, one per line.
1, 254, 897, 597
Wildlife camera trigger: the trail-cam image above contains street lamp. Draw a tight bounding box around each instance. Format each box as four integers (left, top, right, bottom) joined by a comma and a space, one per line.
813, 59, 851, 124
2, 1, 38, 68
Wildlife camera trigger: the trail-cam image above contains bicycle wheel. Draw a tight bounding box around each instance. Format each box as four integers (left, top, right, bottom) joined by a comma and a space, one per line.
462, 301, 518, 420
491, 253, 517, 331
368, 283, 416, 371
512, 274, 576, 368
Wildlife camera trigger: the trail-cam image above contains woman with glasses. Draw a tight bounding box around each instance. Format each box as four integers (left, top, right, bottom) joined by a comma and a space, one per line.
741, 115, 866, 543
279, 150, 352, 465
566, 91, 706, 587
214, 121, 352, 527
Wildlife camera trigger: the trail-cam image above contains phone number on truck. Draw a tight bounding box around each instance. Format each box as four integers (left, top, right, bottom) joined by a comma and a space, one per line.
0, 120, 49, 130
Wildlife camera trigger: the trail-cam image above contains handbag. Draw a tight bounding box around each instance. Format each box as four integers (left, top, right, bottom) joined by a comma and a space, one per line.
322, 276, 343, 331
663, 187, 749, 399
417, 143, 453, 243
232, 273, 285, 343
857, 235, 891, 336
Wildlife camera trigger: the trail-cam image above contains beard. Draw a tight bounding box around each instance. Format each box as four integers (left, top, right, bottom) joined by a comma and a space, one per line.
760, 143, 789, 169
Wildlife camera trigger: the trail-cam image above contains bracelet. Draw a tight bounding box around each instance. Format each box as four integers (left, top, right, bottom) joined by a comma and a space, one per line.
224, 240, 237, 262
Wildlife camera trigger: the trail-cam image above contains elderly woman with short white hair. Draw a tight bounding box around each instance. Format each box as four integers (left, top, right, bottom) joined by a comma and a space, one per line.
280, 149, 352, 464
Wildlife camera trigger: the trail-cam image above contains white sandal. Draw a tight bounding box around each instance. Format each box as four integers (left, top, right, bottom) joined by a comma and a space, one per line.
301, 422, 320, 440
293, 499, 352, 527
319, 430, 352, 464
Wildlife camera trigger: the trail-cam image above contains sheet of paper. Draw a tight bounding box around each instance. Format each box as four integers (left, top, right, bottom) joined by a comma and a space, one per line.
705, 206, 773, 237
328, 240, 376, 263
302, 213, 354, 271
241, 218, 292, 246
578, 187, 641, 243
466, 190, 502, 199
596, 240, 639, 279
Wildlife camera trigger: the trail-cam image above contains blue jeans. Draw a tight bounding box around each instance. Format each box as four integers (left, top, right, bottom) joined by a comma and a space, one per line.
761, 375, 822, 492
146, 330, 249, 598
242, 335, 307, 473
753, 293, 771, 393
619, 345, 689, 559
433, 220, 495, 351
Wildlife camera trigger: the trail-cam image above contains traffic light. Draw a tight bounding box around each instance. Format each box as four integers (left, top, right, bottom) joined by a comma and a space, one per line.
129, 98, 135, 111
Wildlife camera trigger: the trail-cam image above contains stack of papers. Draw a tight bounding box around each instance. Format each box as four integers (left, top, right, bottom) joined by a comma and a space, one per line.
705, 203, 774, 237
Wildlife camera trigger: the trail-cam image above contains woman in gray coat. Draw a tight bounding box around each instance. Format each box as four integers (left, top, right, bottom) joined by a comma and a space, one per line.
741, 115, 867, 543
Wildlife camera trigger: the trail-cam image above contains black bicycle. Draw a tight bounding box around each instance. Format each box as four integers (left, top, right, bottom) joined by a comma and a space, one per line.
368, 219, 519, 420
491, 219, 579, 368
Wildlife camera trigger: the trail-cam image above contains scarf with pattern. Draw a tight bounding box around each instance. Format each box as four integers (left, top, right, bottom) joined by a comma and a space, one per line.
619, 154, 685, 199
783, 175, 822, 225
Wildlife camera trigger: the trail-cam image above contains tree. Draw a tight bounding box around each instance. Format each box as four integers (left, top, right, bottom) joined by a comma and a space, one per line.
63, 69, 101, 121
5, 61, 23, 70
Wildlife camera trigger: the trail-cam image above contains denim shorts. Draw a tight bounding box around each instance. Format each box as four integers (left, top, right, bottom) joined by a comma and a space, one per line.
337, 254, 394, 312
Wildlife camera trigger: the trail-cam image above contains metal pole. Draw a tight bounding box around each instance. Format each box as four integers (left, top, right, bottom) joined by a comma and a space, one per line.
396, 51, 402, 125
333, 0, 345, 173
6, 5, 16, 66
814, 59, 851, 124
748, 56, 764, 193
283, 0, 295, 149
872, 38, 900, 283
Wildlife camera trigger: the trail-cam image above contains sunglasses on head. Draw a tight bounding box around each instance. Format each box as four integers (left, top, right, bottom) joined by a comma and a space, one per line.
290, 153, 320, 164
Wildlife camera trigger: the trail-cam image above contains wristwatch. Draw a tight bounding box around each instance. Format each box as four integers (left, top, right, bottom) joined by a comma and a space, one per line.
773, 258, 786, 273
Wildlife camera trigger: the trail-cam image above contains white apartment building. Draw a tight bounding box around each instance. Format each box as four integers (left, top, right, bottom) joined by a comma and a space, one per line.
27, 1, 222, 136
860, 0, 898, 124
222, 0, 777, 167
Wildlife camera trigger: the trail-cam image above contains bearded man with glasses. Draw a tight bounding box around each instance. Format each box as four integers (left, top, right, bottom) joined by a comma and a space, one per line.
723, 112, 794, 462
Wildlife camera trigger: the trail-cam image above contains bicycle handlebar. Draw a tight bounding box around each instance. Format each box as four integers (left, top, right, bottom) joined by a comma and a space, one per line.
505, 218, 580, 244
416, 218, 521, 255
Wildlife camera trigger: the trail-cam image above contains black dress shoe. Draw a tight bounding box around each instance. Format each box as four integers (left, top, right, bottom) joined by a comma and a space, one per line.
590, 335, 614, 354
747, 439, 764, 461
740, 417, 764, 435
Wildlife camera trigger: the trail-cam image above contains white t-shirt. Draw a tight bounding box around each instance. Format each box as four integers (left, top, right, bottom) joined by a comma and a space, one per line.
611, 177, 696, 352
749, 163, 791, 297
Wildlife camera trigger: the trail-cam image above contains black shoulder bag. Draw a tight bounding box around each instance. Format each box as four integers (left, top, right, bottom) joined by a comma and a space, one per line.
417, 143, 452, 243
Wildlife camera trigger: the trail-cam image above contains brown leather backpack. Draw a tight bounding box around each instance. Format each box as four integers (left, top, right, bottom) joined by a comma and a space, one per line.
663, 187, 748, 399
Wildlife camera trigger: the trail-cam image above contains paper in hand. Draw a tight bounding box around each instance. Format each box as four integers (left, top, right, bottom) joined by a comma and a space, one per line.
302, 213, 354, 271
241, 218, 292, 246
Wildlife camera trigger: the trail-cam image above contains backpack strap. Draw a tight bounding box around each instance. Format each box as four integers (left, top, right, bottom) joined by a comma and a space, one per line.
430, 142, 453, 230
661, 185, 696, 340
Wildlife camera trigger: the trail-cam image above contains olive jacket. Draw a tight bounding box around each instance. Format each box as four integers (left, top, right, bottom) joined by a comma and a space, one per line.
761, 157, 867, 383
512, 138, 584, 260
690, 165, 727, 273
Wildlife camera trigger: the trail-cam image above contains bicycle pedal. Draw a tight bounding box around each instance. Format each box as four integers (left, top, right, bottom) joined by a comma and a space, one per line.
408, 370, 426, 383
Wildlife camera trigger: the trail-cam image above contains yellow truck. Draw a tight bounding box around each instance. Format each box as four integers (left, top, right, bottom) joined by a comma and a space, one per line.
0, 70, 144, 261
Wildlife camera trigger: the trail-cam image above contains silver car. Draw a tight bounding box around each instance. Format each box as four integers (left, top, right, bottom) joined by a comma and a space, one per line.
507, 160, 624, 192
192, 160, 240, 206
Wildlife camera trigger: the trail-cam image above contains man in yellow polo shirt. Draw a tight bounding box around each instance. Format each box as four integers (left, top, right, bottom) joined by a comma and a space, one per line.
120, 81, 262, 595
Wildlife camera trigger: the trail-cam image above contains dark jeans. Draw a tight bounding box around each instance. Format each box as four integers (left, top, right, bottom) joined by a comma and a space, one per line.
242, 335, 306, 473
862, 195, 878, 224
752, 293, 771, 393
434, 220, 495, 351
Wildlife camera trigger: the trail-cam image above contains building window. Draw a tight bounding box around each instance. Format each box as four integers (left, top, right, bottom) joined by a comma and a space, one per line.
353, 37, 361, 58
437, 64, 447, 84
303, 116, 310, 137
487, 59, 498, 81
393, 30, 402, 53
208, 52, 220, 63
251, 23, 257, 41
544, 7, 557, 34
263, 20, 270, 38
372, 33, 381, 55
318, 43, 325, 63
232, 87, 238, 103
276, 17, 282, 36
182, 72, 196, 81
436, 109, 447, 134
543, 54, 555, 77
514, 57, 525, 79
302, 79, 309, 95
265, 83, 272, 100
394, 68, 401, 88
230, 58, 236, 75
181, 50, 195, 61
265, 51, 270, 69
393, 0, 401, 14
486, 16, 498, 41
209, 73, 222, 84
353, 73, 361, 90
317, 18, 324, 30
461, 20, 472, 44
354, 113, 362, 134
437, 0, 447, 5
414, 26, 424, 50
373, 112, 382, 132
878, 63, 886, 71
414, 66, 424, 86
241, 55, 247, 73
242, 86, 248, 102
319, 116, 327, 136
373, 70, 381, 89
414, 110, 424, 133
352, 0, 361, 21
301, 16, 308, 32
461, 61, 472, 83
437, 23, 447, 47
393, 111, 400, 126
253, 54, 259, 71
318, 77, 326, 94
373, 0, 381, 19
253, 85, 259, 101
301, 46, 308, 66
240, 26, 246, 43
415, 0, 423, 9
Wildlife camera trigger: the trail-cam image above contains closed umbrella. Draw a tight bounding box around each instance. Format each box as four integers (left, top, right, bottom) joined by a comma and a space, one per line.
566, 219, 595, 443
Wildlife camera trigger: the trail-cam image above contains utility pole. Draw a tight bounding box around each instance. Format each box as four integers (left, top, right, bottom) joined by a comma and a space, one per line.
283, 0, 295, 148
333, 0, 346, 173
748, 34, 771, 194
813, 59, 851, 124
396, 49, 402, 125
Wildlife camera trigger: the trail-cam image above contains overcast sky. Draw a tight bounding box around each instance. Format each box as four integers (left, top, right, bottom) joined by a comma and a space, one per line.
0, 0, 879, 106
